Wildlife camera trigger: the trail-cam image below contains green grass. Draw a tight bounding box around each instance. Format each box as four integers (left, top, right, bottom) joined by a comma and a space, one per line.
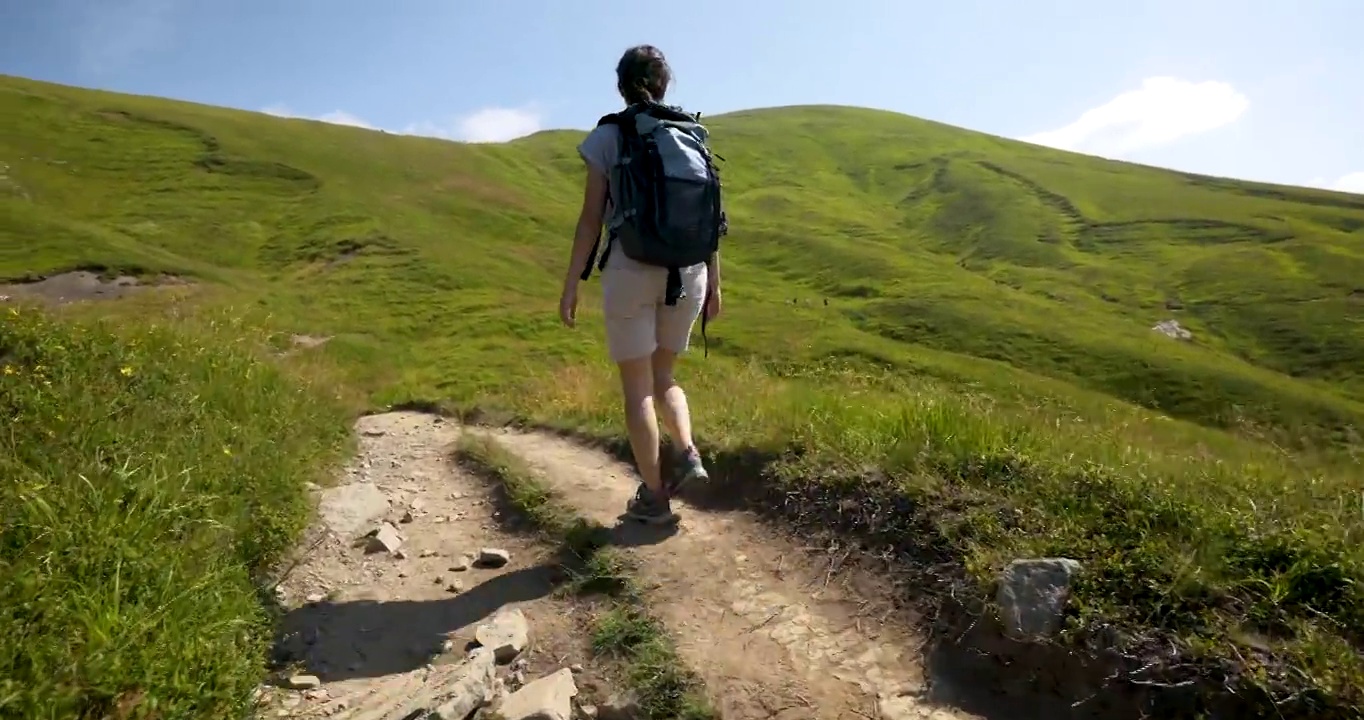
455, 434, 714, 720
3, 70, 1364, 713
0, 303, 350, 719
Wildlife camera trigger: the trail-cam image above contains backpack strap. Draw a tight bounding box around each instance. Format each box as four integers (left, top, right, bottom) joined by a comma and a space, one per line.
579, 113, 630, 281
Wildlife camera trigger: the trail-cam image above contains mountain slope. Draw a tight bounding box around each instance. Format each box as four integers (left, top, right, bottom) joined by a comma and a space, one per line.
4, 75, 1361, 448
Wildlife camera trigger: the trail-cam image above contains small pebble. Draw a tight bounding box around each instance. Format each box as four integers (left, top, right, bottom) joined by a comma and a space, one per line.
284, 674, 321, 690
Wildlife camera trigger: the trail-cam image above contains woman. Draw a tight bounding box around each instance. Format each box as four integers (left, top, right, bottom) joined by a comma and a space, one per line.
558, 44, 722, 524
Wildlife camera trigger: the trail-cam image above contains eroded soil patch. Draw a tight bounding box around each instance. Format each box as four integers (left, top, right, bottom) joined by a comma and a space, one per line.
0, 270, 189, 305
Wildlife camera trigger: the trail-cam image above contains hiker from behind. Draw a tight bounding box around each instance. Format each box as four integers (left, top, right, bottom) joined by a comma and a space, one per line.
558, 44, 727, 524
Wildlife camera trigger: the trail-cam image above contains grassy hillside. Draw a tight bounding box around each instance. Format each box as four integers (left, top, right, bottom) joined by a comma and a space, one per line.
3, 73, 1363, 713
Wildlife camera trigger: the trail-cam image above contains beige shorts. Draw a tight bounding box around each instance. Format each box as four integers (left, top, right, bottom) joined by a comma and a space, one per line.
600, 252, 708, 363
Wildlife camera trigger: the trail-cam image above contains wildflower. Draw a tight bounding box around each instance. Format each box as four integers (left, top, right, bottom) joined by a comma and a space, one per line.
2, 365, 13, 376
120, 366, 133, 377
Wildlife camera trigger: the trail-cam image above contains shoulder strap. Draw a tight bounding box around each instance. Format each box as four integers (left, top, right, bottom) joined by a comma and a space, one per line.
601, 103, 698, 131
651, 106, 698, 124
579, 114, 629, 282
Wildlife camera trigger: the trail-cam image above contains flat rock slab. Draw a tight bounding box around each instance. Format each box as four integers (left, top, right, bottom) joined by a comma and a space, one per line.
318, 483, 391, 537
426, 648, 498, 720
496, 667, 577, 720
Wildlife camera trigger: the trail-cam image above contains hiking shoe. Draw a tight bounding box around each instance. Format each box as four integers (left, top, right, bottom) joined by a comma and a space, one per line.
667, 445, 710, 496
624, 484, 677, 525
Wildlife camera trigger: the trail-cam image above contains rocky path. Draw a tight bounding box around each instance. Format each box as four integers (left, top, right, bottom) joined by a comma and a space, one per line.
257, 412, 614, 720
259, 412, 986, 720
485, 428, 981, 720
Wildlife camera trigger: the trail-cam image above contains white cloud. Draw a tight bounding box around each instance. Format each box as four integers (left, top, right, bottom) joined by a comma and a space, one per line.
1021, 77, 1250, 158
314, 110, 377, 130
446, 107, 544, 143
262, 105, 377, 130
258, 104, 542, 143
1332, 172, 1364, 194
1305, 172, 1364, 195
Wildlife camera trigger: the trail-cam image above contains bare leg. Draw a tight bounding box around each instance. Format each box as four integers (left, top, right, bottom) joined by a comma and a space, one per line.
651, 348, 695, 450
617, 355, 663, 494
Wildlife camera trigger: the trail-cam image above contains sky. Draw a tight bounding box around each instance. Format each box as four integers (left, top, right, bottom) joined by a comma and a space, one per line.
2, 0, 1362, 193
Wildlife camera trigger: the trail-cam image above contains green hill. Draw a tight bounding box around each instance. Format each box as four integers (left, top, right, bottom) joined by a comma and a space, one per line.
3, 73, 1363, 714
5, 75, 1362, 444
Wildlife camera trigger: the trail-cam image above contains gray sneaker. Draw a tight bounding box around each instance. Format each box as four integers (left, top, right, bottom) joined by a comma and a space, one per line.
666, 445, 710, 496
624, 484, 678, 525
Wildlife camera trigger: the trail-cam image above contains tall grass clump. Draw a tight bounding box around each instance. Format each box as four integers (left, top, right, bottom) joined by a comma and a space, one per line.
0, 304, 349, 720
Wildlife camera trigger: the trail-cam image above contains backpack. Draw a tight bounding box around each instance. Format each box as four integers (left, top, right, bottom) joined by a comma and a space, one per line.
580, 102, 728, 353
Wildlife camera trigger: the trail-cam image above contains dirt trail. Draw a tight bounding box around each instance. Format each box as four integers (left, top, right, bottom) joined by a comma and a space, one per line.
485, 427, 981, 720
260, 412, 606, 719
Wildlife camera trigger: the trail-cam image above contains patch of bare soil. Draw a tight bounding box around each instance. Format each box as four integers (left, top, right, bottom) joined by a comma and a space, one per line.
259, 412, 614, 720
289, 334, 333, 350
483, 428, 984, 720
0, 270, 188, 305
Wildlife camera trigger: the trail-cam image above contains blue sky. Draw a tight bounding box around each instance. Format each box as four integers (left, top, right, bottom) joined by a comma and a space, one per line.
2, 0, 1361, 192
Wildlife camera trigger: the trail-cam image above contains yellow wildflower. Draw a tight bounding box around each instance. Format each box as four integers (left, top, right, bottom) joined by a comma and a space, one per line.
120, 366, 133, 377
2, 365, 13, 375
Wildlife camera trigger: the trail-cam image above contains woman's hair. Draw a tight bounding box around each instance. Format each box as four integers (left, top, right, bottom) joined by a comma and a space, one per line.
616, 45, 671, 105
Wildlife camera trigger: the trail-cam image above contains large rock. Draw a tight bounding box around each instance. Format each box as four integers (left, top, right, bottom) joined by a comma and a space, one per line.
495, 668, 578, 720
475, 607, 529, 663
476, 547, 511, 568
996, 558, 1082, 638
427, 647, 498, 719
318, 482, 391, 537
314, 648, 495, 720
